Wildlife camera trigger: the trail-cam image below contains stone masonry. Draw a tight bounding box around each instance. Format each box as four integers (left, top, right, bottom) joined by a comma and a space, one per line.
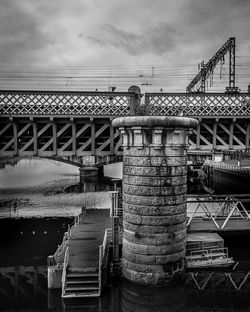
112, 116, 198, 286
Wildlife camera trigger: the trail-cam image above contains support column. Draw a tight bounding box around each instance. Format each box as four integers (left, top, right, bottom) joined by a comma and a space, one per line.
79, 166, 99, 192
112, 116, 198, 286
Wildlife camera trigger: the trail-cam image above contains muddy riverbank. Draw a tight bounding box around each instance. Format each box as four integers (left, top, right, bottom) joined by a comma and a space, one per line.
0, 176, 112, 218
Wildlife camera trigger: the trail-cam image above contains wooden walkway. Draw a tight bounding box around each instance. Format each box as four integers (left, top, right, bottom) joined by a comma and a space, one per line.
68, 209, 111, 269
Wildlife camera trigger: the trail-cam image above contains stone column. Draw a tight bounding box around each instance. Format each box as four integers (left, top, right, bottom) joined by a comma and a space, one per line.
112, 116, 198, 286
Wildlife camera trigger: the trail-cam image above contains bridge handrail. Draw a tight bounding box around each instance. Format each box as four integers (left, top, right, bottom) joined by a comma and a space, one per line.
0, 90, 137, 116
145, 92, 250, 116
1, 89, 250, 117
203, 160, 250, 176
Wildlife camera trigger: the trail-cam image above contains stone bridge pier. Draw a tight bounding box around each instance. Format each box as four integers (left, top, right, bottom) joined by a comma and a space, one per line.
112, 116, 198, 286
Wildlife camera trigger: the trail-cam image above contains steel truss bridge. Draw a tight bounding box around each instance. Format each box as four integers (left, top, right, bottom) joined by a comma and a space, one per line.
0, 89, 250, 163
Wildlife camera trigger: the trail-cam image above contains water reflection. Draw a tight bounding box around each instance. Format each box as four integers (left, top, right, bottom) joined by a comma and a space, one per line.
1, 259, 250, 311
0, 218, 72, 312
62, 268, 250, 311
0, 265, 48, 311
121, 280, 185, 312
0, 158, 79, 189
186, 267, 250, 311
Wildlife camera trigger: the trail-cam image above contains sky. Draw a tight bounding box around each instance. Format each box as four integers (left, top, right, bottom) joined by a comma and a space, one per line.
0, 0, 250, 92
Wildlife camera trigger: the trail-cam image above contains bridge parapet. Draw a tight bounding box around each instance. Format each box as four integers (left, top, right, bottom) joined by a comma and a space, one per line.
145, 93, 250, 117
0, 90, 137, 116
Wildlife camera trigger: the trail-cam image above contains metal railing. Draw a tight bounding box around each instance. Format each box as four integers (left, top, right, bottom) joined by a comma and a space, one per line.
98, 246, 102, 296
61, 247, 69, 297
145, 92, 250, 116
98, 228, 112, 294
52, 232, 69, 264
187, 195, 250, 230
1, 89, 250, 117
204, 160, 250, 176
0, 90, 135, 116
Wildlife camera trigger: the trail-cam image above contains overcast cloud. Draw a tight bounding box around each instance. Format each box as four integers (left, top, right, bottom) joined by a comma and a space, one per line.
0, 0, 249, 90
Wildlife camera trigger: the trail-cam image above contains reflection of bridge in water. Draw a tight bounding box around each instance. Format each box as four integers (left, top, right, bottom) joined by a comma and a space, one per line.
62, 265, 250, 312
1, 89, 250, 166
1, 263, 250, 311
0, 265, 47, 310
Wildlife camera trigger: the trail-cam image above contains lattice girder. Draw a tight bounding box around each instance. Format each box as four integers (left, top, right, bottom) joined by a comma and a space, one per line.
0, 91, 133, 116
146, 93, 250, 117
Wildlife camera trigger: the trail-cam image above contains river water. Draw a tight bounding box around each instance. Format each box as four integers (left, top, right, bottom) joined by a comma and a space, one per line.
0, 159, 250, 312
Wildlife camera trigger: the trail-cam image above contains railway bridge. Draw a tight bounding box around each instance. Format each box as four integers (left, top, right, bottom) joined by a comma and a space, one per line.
0, 87, 250, 166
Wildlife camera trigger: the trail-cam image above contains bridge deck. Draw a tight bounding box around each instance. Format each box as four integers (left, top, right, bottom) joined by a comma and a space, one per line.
68, 209, 110, 269
188, 219, 250, 233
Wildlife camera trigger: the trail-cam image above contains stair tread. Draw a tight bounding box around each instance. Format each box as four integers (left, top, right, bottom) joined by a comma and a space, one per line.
67, 273, 99, 278
63, 292, 100, 298
65, 286, 99, 291
66, 280, 99, 284
68, 268, 98, 273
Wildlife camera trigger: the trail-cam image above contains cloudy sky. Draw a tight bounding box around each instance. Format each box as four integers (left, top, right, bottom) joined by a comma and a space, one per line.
0, 0, 249, 92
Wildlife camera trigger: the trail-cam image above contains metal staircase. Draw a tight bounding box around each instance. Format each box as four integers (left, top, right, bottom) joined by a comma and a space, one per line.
62, 228, 112, 299
63, 267, 100, 298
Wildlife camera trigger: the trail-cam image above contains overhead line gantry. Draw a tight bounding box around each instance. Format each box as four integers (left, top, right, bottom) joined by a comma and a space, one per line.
186, 37, 238, 94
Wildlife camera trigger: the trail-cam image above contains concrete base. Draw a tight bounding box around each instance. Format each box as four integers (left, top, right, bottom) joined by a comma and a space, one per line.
48, 264, 63, 289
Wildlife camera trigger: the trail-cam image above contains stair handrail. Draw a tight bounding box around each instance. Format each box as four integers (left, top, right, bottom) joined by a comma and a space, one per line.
102, 228, 111, 257
98, 245, 102, 296
61, 246, 69, 297
53, 231, 69, 264
98, 228, 112, 295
